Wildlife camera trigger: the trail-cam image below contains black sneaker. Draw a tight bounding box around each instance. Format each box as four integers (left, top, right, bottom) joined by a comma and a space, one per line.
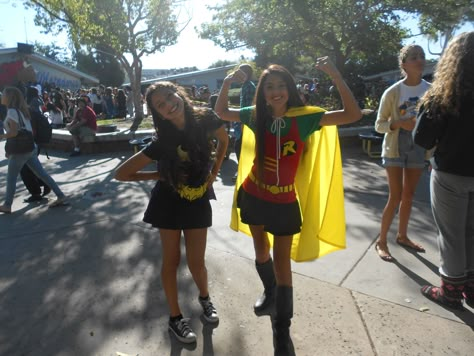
199, 296, 219, 323
23, 195, 43, 203
168, 317, 196, 344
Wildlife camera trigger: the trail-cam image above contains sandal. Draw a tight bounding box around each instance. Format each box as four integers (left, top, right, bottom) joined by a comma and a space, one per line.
375, 241, 394, 262
421, 285, 464, 310
396, 235, 425, 252
49, 197, 69, 208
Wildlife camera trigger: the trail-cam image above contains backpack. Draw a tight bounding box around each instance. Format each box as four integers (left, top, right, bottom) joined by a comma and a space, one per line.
30, 110, 52, 144
30, 110, 53, 158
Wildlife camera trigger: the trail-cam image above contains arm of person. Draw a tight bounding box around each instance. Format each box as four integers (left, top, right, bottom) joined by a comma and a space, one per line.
66, 110, 81, 129
374, 91, 393, 133
391, 116, 416, 131
115, 151, 160, 182
317, 57, 362, 126
0, 119, 18, 140
215, 71, 245, 122
208, 125, 229, 186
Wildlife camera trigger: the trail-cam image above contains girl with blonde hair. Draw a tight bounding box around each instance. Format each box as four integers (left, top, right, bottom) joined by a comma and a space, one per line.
0, 86, 67, 213
374, 44, 430, 261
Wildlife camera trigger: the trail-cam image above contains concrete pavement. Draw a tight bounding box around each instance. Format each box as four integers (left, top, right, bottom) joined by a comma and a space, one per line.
0, 139, 473, 356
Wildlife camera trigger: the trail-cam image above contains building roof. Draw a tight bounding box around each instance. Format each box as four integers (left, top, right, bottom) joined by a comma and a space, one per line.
139, 64, 237, 86
0, 47, 99, 84
362, 61, 437, 81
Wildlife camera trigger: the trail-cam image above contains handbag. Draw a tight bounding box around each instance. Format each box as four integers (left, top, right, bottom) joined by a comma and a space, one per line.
4, 109, 35, 154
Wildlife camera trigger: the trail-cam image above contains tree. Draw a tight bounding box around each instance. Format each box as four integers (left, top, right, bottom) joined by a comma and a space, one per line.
207, 59, 235, 69
391, 0, 474, 54
76, 48, 125, 88
25, 0, 189, 130
33, 41, 75, 67
199, 0, 407, 79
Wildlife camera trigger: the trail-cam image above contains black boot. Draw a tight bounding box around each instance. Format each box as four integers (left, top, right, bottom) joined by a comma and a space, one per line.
254, 258, 276, 314
272, 286, 295, 356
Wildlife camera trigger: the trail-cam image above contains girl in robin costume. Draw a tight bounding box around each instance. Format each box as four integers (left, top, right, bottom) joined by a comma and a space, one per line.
215, 58, 361, 355
115, 82, 228, 344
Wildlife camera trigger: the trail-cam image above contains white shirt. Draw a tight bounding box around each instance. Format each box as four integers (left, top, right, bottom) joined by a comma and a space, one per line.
4, 108, 33, 133
398, 79, 430, 120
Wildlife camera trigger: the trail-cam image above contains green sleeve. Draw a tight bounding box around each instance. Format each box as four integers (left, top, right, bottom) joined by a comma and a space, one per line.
297, 110, 324, 141
239, 106, 256, 133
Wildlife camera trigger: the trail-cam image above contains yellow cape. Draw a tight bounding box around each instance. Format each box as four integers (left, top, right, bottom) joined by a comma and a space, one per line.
230, 106, 346, 262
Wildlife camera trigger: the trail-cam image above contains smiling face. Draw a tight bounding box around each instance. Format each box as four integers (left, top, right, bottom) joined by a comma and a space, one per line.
262, 73, 289, 116
150, 88, 185, 123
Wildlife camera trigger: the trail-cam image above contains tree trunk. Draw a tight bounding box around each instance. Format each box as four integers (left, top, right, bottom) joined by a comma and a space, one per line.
129, 60, 144, 131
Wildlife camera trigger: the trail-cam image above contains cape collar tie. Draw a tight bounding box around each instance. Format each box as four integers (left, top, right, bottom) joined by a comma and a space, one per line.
270, 116, 286, 186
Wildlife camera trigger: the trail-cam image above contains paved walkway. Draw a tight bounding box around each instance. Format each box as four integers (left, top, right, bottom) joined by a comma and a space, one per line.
0, 141, 473, 356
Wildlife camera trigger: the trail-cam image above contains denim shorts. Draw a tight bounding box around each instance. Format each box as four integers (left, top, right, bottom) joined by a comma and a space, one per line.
382, 129, 425, 169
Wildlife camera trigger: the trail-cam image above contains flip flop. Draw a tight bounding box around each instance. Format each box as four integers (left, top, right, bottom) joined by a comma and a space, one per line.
375, 242, 394, 262
0, 205, 12, 214
396, 235, 425, 252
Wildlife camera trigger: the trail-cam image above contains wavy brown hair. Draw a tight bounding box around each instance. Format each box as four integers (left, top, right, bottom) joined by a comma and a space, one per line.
254, 65, 304, 182
145, 81, 213, 188
420, 31, 474, 116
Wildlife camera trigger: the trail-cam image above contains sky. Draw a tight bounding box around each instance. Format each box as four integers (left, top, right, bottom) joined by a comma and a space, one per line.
1, 1, 473, 70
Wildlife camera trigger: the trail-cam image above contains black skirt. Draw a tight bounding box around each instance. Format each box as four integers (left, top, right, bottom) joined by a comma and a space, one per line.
143, 181, 212, 229
237, 186, 302, 236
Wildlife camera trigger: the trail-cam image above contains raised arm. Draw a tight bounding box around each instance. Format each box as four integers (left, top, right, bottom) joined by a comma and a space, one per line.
214, 70, 244, 122
317, 57, 362, 126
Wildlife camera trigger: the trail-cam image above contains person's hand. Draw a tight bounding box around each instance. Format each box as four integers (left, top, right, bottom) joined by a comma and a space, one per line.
315, 56, 342, 80
224, 69, 247, 84
207, 171, 218, 188
399, 117, 417, 131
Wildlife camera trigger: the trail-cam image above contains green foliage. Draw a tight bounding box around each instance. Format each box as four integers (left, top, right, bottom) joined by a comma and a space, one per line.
33, 41, 75, 67
199, 0, 472, 81
199, 0, 407, 77
208, 60, 235, 68
76, 48, 125, 87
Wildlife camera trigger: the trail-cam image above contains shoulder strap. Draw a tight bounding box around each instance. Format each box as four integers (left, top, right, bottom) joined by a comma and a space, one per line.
15, 109, 26, 129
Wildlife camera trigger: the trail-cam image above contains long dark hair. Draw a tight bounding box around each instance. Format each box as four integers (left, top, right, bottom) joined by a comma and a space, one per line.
145, 81, 214, 188
254, 64, 304, 182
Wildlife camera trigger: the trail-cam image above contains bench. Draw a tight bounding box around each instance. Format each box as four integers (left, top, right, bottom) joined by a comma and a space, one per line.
358, 131, 383, 158
47, 128, 155, 154
129, 136, 154, 153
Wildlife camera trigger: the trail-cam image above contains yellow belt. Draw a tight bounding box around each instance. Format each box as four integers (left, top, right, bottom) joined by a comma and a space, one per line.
177, 182, 207, 201
248, 172, 294, 195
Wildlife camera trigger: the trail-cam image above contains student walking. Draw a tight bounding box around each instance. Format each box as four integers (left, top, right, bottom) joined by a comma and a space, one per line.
0, 87, 67, 214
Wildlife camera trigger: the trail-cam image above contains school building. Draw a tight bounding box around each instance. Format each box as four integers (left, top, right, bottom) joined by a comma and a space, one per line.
0, 43, 99, 91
